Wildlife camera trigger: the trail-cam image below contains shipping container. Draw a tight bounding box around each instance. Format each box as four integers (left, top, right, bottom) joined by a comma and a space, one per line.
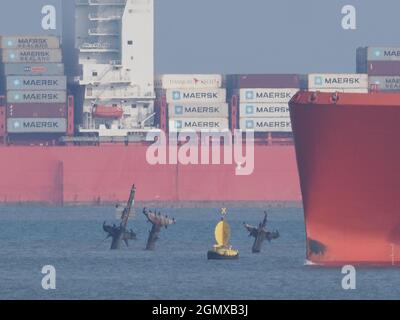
169, 118, 229, 132
239, 88, 298, 103
227, 74, 300, 89
359, 47, 400, 62
6, 103, 67, 118
0, 106, 5, 137
156, 74, 222, 89
239, 118, 292, 132
367, 61, 400, 76
307, 88, 369, 93
166, 89, 226, 104
308, 74, 368, 89
369, 76, 400, 91
0, 36, 60, 49
6, 76, 67, 91
7, 91, 67, 104
4, 63, 65, 76
168, 103, 229, 118
7, 118, 67, 133
239, 103, 289, 118
2, 49, 62, 63
356, 47, 368, 73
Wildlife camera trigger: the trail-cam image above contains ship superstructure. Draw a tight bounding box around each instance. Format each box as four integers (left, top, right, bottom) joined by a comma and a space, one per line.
75, 0, 156, 137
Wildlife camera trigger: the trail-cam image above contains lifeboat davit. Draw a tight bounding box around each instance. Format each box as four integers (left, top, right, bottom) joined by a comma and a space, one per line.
93, 105, 124, 119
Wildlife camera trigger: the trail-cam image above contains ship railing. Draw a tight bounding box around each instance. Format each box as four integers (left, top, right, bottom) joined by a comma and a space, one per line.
76, 0, 126, 6
88, 28, 120, 36
60, 130, 161, 145
88, 13, 122, 21
80, 42, 114, 49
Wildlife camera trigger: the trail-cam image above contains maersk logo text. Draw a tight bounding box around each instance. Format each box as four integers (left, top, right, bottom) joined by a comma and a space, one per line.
245, 105, 254, 115
383, 50, 400, 57
314, 77, 323, 86
174, 120, 182, 129
245, 91, 254, 100
172, 91, 181, 100
175, 106, 183, 115
246, 120, 254, 129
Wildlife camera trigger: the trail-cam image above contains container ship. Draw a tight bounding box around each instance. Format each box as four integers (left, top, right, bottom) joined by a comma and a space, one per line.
289, 48, 400, 265
2, 0, 399, 266
0, 0, 301, 205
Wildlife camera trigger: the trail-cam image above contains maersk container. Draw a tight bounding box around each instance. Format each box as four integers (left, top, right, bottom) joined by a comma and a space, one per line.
0, 36, 60, 50
369, 76, 400, 92
307, 88, 369, 93
308, 74, 368, 89
227, 74, 300, 89
168, 103, 229, 118
239, 88, 298, 103
368, 61, 400, 76
239, 103, 289, 118
6, 76, 67, 91
166, 89, 226, 104
156, 74, 222, 89
2, 49, 62, 63
7, 91, 67, 104
7, 103, 67, 118
364, 47, 400, 61
239, 118, 292, 132
4, 63, 64, 76
7, 118, 67, 133
169, 118, 229, 132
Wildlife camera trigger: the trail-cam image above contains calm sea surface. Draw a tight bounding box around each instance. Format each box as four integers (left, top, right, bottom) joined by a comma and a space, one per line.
0, 206, 399, 300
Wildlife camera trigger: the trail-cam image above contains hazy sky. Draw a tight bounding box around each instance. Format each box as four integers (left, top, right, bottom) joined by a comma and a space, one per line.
155, 0, 400, 74
1, 0, 399, 74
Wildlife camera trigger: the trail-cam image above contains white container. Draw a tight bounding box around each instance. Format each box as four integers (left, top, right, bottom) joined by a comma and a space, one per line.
239, 88, 298, 103
7, 118, 67, 133
308, 74, 368, 89
2, 49, 62, 63
168, 103, 229, 118
166, 89, 226, 103
7, 91, 67, 103
369, 76, 400, 91
239, 103, 289, 118
240, 118, 292, 132
0, 36, 60, 49
307, 88, 369, 93
169, 118, 229, 132
4, 63, 65, 76
367, 47, 400, 61
156, 74, 222, 89
7, 76, 67, 91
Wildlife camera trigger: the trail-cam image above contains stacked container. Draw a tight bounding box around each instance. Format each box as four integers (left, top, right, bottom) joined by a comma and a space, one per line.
307, 73, 369, 93
0, 36, 70, 135
227, 74, 300, 133
357, 47, 400, 92
155, 74, 229, 132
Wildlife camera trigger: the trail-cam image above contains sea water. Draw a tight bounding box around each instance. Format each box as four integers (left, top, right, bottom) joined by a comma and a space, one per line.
0, 206, 399, 300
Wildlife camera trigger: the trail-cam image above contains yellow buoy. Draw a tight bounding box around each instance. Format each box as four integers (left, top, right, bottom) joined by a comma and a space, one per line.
207, 208, 239, 260
214, 220, 231, 247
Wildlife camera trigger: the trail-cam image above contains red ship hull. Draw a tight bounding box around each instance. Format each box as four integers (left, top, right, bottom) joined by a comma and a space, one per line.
0, 144, 300, 205
290, 91, 400, 265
